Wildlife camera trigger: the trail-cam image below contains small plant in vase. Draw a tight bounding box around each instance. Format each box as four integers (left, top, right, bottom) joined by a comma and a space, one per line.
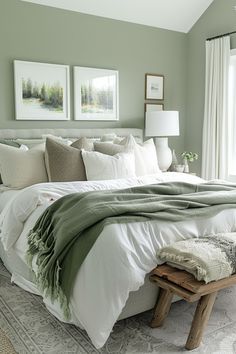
181, 152, 198, 173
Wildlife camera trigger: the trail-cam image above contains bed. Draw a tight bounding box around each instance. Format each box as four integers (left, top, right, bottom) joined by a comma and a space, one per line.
0, 128, 235, 349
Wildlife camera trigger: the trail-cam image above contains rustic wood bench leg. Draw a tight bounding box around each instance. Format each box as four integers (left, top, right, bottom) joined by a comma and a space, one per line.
185, 291, 218, 350
150, 288, 173, 328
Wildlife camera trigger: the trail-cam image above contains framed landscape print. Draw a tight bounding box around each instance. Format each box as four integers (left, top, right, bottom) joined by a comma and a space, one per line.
145, 103, 164, 113
74, 66, 119, 121
14, 60, 70, 120
145, 73, 164, 100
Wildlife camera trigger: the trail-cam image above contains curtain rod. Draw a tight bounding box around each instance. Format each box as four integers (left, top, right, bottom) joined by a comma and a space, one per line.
206, 30, 236, 41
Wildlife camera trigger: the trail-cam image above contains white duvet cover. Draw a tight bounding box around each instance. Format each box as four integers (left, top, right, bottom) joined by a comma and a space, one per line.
2, 172, 236, 348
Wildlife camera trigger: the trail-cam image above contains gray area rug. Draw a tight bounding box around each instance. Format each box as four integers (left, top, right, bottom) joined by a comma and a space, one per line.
0, 327, 16, 354
0, 260, 236, 354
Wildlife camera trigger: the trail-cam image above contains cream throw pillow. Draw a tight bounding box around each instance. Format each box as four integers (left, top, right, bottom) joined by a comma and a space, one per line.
81, 150, 136, 181
100, 133, 117, 142
95, 135, 161, 176
119, 135, 161, 176
94, 142, 125, 156
0, 144, 48, 188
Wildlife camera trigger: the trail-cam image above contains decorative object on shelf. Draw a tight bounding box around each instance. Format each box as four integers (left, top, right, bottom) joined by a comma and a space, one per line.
74, 66, 119, 121
145, 73, 164, 100
169, 149, 178, 171
175, 164, 185, 173
181, 151, 198, 173
183, 158, 189, 173
14, 60, 70, 121
145, 111, 179, 171
145, 103, 164, 113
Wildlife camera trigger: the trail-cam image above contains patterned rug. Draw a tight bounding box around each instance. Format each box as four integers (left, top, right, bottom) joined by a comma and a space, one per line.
0, 327, 16, 354
0, 261, 236, 354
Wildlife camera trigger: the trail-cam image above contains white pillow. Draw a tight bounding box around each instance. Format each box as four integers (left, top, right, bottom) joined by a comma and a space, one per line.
81, 150, 136, 181
0, 144, 48, 188
100, 133, 117, 142
19, 144, 29, 151
16, 135, 72, 149
42, 134, 72, 146
119, 135, 161, 176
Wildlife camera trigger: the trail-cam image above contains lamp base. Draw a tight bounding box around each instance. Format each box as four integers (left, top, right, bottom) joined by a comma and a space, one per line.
154, 137, 172, 171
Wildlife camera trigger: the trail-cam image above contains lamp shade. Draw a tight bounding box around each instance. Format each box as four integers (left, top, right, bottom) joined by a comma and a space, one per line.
145, 111, 179, 137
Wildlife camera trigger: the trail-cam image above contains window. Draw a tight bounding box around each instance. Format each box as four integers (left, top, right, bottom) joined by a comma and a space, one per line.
228, 49, 236, 179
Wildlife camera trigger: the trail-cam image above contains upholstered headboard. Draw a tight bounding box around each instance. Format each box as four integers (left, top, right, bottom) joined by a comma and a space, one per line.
0, 128, 143, 142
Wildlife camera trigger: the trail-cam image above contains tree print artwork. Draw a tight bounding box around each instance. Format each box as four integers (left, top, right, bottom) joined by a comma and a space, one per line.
81, 76, 114, 114
22, 78, 63, 112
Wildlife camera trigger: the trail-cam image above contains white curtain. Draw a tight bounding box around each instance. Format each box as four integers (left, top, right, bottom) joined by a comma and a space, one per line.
202, 36, 230, 180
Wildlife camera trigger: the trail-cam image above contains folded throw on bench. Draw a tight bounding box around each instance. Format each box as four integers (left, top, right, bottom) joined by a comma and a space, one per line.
158, 233, 236, 283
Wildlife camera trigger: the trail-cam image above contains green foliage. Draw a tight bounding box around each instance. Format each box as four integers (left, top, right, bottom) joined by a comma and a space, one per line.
22, 79, 27, 98
181, 151, 198, 163
27, 79, 32, 98
22, 78, 63, 110
43, 84, 63, 109
40, 84, 46, 101
81, 81, 113, 113
32, 82, 39, 98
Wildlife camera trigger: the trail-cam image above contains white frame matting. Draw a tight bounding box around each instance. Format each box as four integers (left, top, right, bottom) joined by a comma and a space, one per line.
14, 60, 70, 121
74, 66, 119, 121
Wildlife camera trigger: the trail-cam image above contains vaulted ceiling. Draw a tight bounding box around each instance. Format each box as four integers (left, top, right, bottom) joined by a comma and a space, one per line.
20, 0, 214, 33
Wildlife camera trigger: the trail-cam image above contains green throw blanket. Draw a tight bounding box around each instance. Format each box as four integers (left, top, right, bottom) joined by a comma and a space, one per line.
27, 181, 236, 316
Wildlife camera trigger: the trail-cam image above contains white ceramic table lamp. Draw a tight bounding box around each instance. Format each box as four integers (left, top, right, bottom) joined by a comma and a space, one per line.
145, 111, 179, 171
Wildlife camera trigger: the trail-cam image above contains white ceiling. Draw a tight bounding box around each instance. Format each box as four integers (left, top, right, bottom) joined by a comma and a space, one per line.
20, 0, 214, 33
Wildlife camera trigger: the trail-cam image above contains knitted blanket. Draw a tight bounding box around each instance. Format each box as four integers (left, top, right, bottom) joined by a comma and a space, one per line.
158, 233, 236, 283
26, 181, 236, 315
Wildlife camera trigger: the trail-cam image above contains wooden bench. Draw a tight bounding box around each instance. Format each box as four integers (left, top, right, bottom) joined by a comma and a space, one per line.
149, 264, 236, 350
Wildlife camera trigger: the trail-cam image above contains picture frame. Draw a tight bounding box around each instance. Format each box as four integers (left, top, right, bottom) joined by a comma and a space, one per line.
74, 66, 119, 121
145, 73, 164, 100
145, 103, 164, 113
14, 60, 70, 120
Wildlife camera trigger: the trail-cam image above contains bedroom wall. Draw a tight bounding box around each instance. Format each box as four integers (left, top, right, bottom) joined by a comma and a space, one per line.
0, 0, 187, 153
186, 0, 236, 174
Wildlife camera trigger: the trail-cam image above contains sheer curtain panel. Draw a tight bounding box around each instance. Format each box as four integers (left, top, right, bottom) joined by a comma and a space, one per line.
202, 36, 230, 180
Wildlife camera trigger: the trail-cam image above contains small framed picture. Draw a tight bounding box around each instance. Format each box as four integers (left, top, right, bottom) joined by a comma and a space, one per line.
14, 60, 70, 120
74, 66, 119, 121
145, 74, 164, 100
145, 103, 164, 113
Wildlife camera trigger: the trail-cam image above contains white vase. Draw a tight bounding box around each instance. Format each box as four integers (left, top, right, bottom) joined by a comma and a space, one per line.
172, 149, 178, 165
183, 159, 189, 173
169, 149, 178, 171
154, 137, 172, 171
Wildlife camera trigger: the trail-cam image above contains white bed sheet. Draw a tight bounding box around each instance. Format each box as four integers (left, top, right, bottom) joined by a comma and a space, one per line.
0, 188, 20, 213
3, 173, 231, 348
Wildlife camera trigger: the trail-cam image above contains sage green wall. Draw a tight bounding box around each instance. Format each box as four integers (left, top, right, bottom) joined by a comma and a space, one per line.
186, 0, 236, 174
0, 0, 187, 153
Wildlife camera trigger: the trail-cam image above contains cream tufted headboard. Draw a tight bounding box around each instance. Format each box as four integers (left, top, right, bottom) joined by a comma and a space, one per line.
0, 128, 143, 142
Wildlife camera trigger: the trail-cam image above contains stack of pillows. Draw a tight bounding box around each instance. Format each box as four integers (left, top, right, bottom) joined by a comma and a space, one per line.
0, 134, 161, 189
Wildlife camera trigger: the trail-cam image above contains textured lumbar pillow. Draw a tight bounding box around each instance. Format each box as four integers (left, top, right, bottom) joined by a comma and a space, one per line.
0, 139, 21, 148
81, 150, 136, 181
100, 133, 117, 142
94, 141, 126, 156
71, 136, 94, 151
0, 143, 48, 188
45, 137, 90, 182
16, 135, 72, 149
